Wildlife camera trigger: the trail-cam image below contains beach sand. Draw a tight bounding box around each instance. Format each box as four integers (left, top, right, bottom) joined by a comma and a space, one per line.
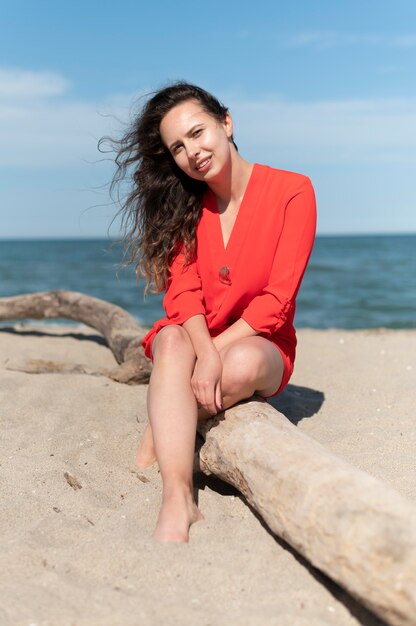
0, 323, 414, 626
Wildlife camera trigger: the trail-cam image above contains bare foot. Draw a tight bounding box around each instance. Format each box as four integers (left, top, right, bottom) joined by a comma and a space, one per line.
153, 491, 204, 543
135, 423, 157, 468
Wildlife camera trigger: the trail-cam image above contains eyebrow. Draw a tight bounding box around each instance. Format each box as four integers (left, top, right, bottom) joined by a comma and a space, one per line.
168, 124, 203, 151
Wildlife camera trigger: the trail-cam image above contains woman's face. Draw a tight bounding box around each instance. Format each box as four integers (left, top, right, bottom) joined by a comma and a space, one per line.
159, 99, 233, 181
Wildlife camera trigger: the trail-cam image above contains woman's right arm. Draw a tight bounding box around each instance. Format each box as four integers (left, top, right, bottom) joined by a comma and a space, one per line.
163, 250, 206, 325
163, 251, 223, 415
182, 314, 223, 415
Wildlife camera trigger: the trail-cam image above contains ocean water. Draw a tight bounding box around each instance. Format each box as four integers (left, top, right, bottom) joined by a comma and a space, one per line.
0, 235, 415, 330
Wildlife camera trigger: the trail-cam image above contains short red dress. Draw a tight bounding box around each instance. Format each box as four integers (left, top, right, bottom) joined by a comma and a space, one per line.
141, 163, 317, 397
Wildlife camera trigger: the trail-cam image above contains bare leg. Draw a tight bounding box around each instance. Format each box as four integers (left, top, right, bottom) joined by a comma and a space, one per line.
136, 336, 282, 467
144, 326, 204, 543
135, 422, 157, 468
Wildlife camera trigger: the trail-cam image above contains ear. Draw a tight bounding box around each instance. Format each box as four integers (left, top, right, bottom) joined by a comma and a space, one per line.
224, 112, 233, 138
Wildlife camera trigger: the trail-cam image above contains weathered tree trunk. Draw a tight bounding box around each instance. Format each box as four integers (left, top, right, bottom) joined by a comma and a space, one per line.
0, 291, 151, 383
198, 399, 416, 626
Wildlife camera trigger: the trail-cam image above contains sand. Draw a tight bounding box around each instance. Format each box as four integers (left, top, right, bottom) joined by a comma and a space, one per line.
0, 323, 415, 626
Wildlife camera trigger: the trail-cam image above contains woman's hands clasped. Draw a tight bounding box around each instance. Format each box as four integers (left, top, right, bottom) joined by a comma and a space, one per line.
191, 347, 223, 416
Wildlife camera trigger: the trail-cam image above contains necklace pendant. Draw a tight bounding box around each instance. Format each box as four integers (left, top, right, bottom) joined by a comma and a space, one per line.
219, 265, 232, 285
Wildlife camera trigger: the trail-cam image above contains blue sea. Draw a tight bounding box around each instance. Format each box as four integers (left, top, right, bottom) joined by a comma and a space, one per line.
0, 235, 415, 330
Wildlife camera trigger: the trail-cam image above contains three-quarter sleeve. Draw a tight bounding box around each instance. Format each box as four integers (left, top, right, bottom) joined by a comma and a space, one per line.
162, 249, 206, 325
241, 177, 316, 336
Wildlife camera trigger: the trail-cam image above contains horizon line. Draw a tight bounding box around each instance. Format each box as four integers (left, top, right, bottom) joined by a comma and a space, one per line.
1, 231, 416, 242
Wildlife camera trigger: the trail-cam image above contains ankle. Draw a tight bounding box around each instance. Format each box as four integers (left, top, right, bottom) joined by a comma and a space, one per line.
162, 480, 194, 501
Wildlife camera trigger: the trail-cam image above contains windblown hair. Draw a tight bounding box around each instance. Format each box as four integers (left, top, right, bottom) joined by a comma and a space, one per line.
101, 81, 237, 294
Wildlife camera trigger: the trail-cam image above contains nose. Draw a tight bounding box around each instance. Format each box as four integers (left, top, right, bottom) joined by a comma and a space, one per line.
185, 141, 200, 160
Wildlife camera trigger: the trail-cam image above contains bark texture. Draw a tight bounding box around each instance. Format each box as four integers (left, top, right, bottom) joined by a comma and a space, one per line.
0, 290, 151, 383
198, 398, 416, 626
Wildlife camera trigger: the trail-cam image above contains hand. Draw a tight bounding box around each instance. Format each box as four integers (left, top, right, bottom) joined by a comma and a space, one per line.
191, 348, 223, 416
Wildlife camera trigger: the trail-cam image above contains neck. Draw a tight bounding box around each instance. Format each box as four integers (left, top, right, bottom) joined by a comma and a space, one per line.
207, 150, 254, 206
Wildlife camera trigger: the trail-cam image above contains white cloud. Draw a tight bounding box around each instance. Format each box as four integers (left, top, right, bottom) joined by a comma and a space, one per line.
0, 99, 113, 168
0, 67, 136, 168
0, 67, 70, 100
0, 66, 415, 171
392, 34, 416, 47
286, 31, 416, 49
376, 64, 403, 75
231, 96, 416, 166
0, 68, 415, 235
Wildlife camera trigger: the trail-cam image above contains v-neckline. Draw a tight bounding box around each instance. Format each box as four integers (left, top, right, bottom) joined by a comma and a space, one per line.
208, 163, 258, 254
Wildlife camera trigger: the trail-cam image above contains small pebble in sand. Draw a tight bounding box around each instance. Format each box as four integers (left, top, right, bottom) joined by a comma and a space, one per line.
63, 472, 82, 490
137, 474, 150, 483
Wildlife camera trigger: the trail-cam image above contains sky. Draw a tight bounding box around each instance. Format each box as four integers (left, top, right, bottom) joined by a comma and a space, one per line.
0, 0, 415, 238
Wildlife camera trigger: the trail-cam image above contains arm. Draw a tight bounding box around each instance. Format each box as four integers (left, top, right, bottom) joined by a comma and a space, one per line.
240, 177, 316, 337
212, 318, 259, 352
164, 251, 259, 353
196, 177, 316, 398
163, 249, 206, 325
182, 314, 223, 415
163, 251, 222, 414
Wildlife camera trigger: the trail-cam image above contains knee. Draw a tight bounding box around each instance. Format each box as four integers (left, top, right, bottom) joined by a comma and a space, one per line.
153, 325, 194, 359
221, 344, 262, 395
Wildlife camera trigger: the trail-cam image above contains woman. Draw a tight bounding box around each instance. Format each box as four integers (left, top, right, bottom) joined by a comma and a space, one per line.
108, 81, 316, 543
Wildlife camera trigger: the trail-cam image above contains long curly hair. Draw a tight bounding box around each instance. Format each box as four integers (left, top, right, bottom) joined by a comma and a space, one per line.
101, 81, 238, 294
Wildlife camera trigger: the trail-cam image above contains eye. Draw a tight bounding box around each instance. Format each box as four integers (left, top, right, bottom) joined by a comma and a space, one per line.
193, 129, 203, 137
172, 144, 182, 154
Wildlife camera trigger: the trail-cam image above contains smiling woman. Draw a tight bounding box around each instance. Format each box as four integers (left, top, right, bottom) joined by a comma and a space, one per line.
102, 81, 316, 543
101, 83, 239, 296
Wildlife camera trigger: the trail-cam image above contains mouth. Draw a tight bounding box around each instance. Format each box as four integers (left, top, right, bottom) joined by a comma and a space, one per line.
195, 156, 212, 171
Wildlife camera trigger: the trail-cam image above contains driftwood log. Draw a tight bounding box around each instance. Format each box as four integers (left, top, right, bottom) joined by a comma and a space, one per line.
2, 291, 416, 625
0, 290, 151, 384
198, 399, 416, 626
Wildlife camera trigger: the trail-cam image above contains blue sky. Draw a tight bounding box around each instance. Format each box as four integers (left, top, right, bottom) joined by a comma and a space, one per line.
1, 0, 415, 237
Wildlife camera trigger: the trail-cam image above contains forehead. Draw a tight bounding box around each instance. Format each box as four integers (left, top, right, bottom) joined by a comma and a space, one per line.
160, 100, 213, 142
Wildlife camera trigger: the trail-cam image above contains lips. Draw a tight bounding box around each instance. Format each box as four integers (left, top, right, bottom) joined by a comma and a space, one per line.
195, 156, 212, 171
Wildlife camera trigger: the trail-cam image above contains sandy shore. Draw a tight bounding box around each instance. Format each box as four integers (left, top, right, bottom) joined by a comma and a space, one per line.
0, 323, 414, 626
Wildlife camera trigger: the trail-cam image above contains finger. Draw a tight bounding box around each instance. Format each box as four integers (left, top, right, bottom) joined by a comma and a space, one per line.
200, 386, 217, 416
215, 382, 224, 413
193, 383, 207, 413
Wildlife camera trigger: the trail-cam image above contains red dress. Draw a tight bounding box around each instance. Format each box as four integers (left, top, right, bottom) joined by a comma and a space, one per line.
141, 163, 317, 397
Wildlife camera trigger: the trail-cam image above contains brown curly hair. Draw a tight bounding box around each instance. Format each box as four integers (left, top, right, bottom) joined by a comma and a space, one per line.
100, 81, 238, 294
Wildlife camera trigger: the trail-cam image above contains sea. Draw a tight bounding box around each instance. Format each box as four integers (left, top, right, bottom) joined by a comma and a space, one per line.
0, 235, 415, 330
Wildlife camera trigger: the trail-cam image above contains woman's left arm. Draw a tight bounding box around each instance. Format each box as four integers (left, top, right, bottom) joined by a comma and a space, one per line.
212, 318, 259, 352
214, 177, 317, 352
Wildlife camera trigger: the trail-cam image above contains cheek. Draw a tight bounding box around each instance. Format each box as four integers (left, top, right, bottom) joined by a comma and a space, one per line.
204, 129, 219, 148
172, 153, 195, 176
175, 153, 190, 170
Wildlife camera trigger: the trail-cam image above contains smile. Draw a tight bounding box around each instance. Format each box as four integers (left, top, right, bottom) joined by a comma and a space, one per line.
196, 157, 211, 171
